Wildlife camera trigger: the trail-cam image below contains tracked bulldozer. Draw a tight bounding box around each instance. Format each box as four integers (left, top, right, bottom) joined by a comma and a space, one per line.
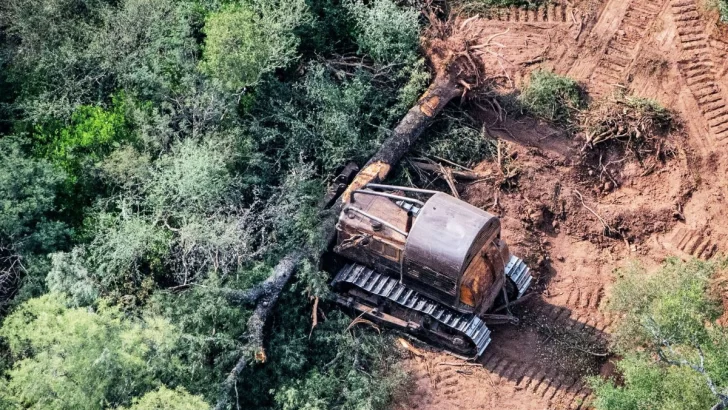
327, 182, 532, 357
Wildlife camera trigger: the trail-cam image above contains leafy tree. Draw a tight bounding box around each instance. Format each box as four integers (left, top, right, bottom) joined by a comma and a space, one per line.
0, 139, 67, 254
590, 259, 728, 410
249, 60, 423, 176
591, 354, 715, 410
250, 63, 379, 174
0, 138, 68, 308
32, 95, 133, 183
95, 0, 199, 103
48, 138, 265, 303
345, 0, 420, 64
0, 293, 183, 409
0, 0, 114, 121
119, 386, 210, 410
48, 211, 169, 307
200, 0, 311, 90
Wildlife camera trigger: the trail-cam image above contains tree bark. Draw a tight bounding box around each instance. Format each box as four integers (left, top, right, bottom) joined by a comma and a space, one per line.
340, 72, 462, 203
217, 252, 303, 306
246, 251, 304, 363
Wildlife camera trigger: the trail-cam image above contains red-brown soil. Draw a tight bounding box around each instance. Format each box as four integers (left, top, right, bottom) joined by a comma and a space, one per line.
392, 0, 728, 408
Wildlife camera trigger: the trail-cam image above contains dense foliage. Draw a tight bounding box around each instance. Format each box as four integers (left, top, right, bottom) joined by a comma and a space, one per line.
0, 0, 425, 408
0, 293, 183, 409
590, 259, 728, 410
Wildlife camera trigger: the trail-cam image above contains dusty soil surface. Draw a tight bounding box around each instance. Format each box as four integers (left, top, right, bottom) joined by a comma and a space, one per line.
392, 0, 728, 409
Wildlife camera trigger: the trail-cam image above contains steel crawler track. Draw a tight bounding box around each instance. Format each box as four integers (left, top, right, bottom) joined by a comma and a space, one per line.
333, 259, 531, 356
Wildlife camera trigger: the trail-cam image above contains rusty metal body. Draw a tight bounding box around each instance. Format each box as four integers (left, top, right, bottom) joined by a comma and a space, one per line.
330, 185, 531, 357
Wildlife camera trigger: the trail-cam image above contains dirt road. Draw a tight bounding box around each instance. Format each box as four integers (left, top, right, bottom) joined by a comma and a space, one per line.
394, 1, 728, 408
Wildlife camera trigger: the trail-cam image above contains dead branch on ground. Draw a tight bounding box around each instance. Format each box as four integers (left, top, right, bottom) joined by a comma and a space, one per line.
410, 160, 491, 180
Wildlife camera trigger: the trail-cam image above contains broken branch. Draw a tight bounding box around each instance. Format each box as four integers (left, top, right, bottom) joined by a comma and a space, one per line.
410, 161, 490, 181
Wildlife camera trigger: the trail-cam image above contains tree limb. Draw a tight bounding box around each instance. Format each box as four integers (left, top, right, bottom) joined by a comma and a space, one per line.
214, 251, 303, 410
246, 251, 304, 363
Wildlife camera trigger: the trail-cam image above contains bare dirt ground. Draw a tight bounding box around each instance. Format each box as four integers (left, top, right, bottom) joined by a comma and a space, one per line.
393, 0, 728, 409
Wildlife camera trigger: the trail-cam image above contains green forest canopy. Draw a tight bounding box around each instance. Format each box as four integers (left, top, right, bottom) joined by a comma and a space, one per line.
0, 0, 422, 408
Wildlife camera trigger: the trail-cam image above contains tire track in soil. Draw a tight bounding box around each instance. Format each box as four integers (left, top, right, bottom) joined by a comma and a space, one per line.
672, 0, 728, 145
478, 299, 610, 409
711, 36, 728, 78
666, 226, 724, 259
481, 3, 574, 23
477, 2, 580, 91
589, 0, 667, 95
402, 298, 609, 410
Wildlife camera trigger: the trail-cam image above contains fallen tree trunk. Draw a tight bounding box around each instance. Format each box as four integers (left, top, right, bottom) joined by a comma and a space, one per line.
215, 72, 462, 410
214, 251, 304, 410
217, 252, 304, 307
341, 72, 462, 203
246, 251, 304, 363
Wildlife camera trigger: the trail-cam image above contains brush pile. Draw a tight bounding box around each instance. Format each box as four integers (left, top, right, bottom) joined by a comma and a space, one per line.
580, 95, 673, 149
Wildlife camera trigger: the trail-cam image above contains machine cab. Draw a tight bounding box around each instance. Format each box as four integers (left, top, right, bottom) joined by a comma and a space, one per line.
334, 185, 512, 315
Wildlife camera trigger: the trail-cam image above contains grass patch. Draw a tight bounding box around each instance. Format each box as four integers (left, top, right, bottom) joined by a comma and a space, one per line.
519, 70, 585, 125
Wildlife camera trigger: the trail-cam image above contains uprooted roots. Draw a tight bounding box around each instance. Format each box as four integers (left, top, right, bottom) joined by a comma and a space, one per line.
423, 10, 505, 97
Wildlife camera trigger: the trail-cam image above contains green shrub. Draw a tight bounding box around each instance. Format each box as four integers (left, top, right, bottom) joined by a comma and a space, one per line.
0, 0, 114, 121
607, 259, 720, 352
249, 62, 397, 175
119, 386, 210, 410
519, 70, 584, 124
345, 0, 420, 64
590, 354, 716, 410
33, 94, 133, 183
200, 0, 311, 90
96, 0, 199, 103
0, 138, 69, 310
0, 138, 68, 253
720, 0, 728, 22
